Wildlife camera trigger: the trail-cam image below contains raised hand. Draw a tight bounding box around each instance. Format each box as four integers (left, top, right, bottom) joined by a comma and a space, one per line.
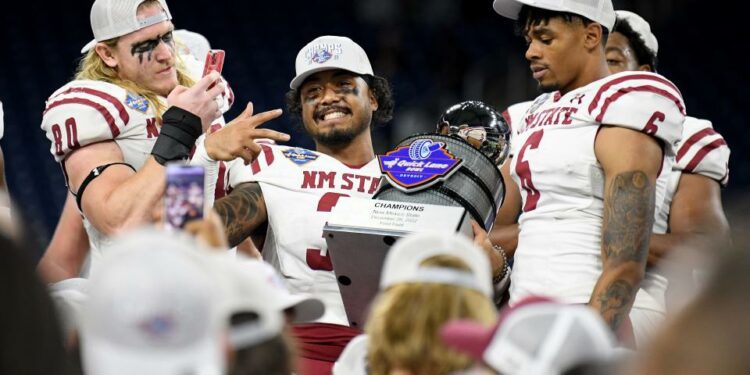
167, 71, 225, 130
204, 102, 289, 164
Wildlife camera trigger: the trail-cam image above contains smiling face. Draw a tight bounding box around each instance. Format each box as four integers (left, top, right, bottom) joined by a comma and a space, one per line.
95, 3, 177, 96
299, 70, 378, 147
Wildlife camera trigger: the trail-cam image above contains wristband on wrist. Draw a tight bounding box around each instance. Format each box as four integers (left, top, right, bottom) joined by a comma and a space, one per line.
151, 106, 202, 165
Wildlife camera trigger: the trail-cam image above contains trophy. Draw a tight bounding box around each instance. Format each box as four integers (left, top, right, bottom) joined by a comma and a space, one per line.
324, 101, 510, 327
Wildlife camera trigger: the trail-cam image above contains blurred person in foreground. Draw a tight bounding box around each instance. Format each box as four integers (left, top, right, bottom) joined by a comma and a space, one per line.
489, 0, 686, 346
332, 232, 498, 375
37, 0, 287, 280
631, 243, 750, 375
1, 233, 75, 375
441, 296, 620, 375
605, 10, 730, 310
79, 228, 287, 375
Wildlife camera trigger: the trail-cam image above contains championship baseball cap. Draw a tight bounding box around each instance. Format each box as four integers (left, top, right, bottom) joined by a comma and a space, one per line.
224, 255, 325, 323
379, 231, 493, 298
493, 0, 616, 31
615, 10, 659, 55
289, 35, 374, 89
80, 0, 173, 53
440, 296, 618, 375
80, 230, 233, 375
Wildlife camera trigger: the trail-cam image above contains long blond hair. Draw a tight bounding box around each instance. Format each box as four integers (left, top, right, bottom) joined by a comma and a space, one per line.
74, 1, 195, 120
366, 255, 497, 375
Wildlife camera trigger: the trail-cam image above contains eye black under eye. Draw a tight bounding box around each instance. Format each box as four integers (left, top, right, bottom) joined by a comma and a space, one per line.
131, 40, 160, 54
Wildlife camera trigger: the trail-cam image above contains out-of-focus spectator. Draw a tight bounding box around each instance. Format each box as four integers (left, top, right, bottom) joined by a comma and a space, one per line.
0, 233, 75, 375
214, 254, 325, 374
441, 297, 619, 375
334, 232, 497, 375
632, 245, 750, 375
79, 229, 244, 375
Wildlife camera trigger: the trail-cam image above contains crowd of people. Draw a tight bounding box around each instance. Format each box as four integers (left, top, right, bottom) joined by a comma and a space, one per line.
0, 0, 741, 374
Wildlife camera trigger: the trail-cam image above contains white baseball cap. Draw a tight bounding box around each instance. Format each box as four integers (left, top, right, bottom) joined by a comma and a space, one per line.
379, 232, 493, 298
493, 0, 616, 31
80, 0, 173, 53
223, 255, 325, 324
80, 230, 233, 375
289, 35, 374, 89
441, 296, 618, 375
615, 10, 659, 55
332, 334, 369, 375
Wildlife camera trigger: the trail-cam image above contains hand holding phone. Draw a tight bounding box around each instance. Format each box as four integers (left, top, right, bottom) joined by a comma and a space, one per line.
202, 49, 225, 90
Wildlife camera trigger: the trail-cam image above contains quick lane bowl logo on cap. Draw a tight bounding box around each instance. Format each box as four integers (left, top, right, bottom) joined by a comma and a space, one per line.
125, 93, 149, 113
378, 139, 462, 192
305, 43, 343, 65
138, 314, 175, 340
283, 147, 319, 165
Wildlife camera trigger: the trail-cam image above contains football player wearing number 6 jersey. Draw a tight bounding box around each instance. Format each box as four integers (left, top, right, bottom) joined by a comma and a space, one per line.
606, 11, 730, 303
491, 0, 686, 347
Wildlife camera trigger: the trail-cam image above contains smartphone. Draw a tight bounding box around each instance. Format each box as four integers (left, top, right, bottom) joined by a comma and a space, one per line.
164, 162, 205, 230
202, 49, 225, 90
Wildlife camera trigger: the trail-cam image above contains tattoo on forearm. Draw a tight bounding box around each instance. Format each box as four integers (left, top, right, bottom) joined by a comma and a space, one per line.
596, 280, 635, 330
595, 170, 655, 330
214, 182, 266, 247
602, 171, 654, 265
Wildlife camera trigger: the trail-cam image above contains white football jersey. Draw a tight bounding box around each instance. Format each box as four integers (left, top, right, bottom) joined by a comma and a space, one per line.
227, 145, 382, 326
654, 116, 730, 233
508, 71, 686, 313
41, 79, 163, 271
502, 100, 532, 155
41, 62, 232, 275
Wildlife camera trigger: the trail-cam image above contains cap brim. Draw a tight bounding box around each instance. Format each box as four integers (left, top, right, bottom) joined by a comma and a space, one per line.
81, 39, 97, 54
282, 294, 325, 323
289, 65, 373, 89
492, 0, 525, 20
439, 320, 499, 361
82, 332, 224, 375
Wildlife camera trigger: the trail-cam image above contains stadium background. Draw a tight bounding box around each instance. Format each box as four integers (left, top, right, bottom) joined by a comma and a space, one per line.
0, 0, 743, 256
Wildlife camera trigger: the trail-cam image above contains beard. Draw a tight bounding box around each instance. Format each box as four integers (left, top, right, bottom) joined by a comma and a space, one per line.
538, 82, 560, 93
310, 117, 370, 148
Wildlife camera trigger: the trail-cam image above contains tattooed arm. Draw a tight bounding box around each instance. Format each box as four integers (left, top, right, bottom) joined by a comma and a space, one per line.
590, 126, 663, 331
213, 182, 268, 248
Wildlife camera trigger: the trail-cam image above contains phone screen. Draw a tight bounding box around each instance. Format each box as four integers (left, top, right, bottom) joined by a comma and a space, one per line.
164, 163, 205, 230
